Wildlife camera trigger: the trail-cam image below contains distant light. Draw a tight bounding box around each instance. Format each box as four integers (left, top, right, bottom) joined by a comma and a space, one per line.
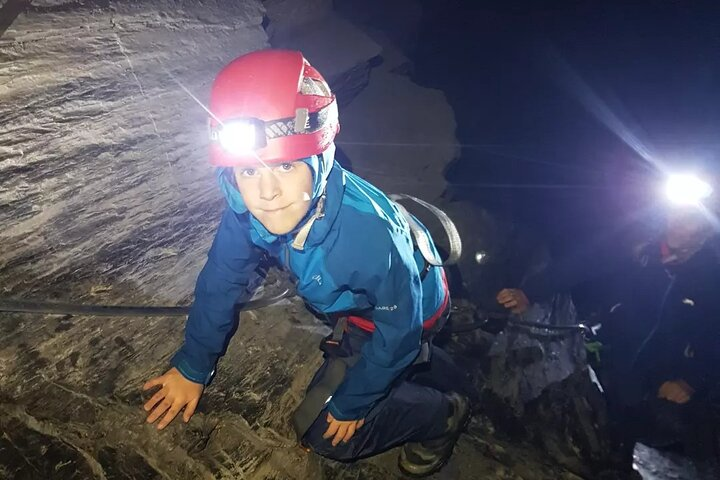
665, 174, 713, 206
475, 251, 487, 264
217, 120, 259, 155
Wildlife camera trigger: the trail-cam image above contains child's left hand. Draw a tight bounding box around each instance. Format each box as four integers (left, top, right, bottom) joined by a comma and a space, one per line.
323, 413, 365, 446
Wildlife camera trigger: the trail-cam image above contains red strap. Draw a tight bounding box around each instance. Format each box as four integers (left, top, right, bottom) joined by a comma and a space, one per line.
347, 269, 450, 333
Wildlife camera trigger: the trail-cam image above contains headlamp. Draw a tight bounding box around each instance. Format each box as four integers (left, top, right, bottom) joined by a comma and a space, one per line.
210, 118, 267, 155
664, 174, 713, 207
209, 107, 331, 157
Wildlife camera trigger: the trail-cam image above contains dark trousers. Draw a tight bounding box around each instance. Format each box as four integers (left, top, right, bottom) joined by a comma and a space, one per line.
302, 336, 470, 461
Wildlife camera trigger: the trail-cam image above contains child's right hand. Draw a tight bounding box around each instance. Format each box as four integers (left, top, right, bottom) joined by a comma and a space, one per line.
142, 367, 204, 430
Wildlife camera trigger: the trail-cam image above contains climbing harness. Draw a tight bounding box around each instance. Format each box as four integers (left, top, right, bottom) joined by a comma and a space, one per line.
291, 309, 444, 442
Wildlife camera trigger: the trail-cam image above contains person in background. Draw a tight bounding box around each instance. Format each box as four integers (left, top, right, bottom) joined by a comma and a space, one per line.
497, 171, 720, 469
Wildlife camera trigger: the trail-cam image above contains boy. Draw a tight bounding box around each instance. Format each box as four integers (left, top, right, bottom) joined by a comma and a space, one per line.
142, 49, 470, 477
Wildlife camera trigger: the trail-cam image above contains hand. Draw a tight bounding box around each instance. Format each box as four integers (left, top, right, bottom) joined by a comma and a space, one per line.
496, 288, 530, 314
143, 367, 204, 429
322, 412, 365, 446
657, 379, 695, 404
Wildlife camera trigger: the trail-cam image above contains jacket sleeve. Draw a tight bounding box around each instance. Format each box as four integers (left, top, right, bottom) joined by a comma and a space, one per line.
327, 235, 424, 420
171, 209, 262, 384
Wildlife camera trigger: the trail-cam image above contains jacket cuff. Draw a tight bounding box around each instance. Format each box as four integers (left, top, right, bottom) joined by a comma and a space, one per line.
170, 351, 215, 385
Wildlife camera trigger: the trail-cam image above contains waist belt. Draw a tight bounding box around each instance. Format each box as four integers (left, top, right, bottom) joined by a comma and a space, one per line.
346, 269, 450, 337
290, 316, 359, 442
291, 355, 349, 442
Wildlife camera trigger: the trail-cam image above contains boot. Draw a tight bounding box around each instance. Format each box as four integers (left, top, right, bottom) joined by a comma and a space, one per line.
398, 392, 471, 477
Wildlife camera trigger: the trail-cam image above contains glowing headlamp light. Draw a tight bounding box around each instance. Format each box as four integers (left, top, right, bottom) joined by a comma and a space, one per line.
664, 173, 713, 206
211, 118, 267, 155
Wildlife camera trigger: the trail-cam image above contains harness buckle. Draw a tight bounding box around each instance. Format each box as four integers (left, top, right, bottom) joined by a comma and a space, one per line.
319, 317, 350, 357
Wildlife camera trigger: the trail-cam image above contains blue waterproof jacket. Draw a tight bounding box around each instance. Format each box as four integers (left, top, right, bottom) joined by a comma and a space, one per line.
171, 145, 448, 420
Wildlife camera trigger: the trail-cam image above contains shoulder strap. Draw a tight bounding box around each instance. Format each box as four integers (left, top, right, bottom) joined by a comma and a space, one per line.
389, 193, 462, 266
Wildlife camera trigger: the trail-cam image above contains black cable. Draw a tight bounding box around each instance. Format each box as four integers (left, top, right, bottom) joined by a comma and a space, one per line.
0, 289, 293, 318
0, 291, 593, 338
509, 318, 590, 332
446, 313, 591, 335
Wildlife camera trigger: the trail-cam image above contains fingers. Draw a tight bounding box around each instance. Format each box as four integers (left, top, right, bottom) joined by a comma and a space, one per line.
340, 422, 357, 444
143, 375, 165, 391
658, 382, 671, 399
496, 289, 513, 302
678, 380, 695, 396
144, 389, 167, 412
146, 399, 172, 425
142, 369, 204, 431
157, 403, 182, 430
323, 415, 362, 446
323, 414, 340, 440
658, 382, 691, 404
497, 289, 527, 311
332, 423, 349, 446
670, 389, 690, 404
184, 398, 199, 423
146, 395, 198, 429
503, 299, 518, 309
667, 391, 682, 403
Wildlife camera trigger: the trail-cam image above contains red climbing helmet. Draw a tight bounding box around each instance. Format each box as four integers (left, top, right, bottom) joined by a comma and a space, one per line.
208, 49, 339, 166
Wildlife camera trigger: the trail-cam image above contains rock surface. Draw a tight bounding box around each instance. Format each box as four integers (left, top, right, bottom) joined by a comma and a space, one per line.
270, 11, 383, 108
271, 0, 458, 202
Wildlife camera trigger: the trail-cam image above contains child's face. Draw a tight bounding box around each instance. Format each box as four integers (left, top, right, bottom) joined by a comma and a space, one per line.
234, 161, 314, 235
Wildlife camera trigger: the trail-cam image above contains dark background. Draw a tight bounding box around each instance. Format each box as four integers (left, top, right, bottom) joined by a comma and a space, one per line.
411, 0, 719, 249
406, 0, 720, 311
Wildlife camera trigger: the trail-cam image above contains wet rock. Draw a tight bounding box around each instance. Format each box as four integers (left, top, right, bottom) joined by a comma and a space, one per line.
0, 415, 98, 480
336, 68, 458, 203
270, 11, 382, 107
271, 0, 456, 203
263, 0, 333, 36
97, 446, 162, 480
0, 0, 269, 304
335, 0, 423, 66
